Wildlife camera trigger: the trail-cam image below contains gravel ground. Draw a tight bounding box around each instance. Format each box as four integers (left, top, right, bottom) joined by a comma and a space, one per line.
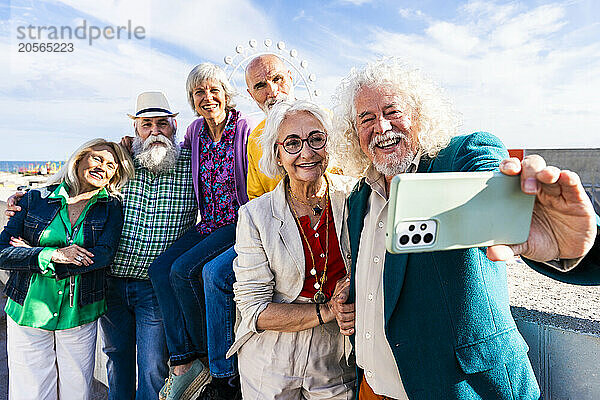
507, 257, 600, 334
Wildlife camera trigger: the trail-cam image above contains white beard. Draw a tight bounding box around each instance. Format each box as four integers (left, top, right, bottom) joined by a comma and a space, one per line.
368, 131, 416, 177
132, 134, 179, 175
263, 93, 289, 113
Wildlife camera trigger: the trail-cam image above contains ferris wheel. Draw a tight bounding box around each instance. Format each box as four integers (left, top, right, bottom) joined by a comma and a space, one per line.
222, 39, 320, 115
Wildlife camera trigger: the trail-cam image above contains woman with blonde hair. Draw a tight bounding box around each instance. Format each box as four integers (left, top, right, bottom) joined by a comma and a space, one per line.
0, 138, 134, 400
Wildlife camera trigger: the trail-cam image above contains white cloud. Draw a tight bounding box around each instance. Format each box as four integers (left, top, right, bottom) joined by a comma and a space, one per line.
365, 2, 600, 148
460, 1, 521, 25
426, 22, 480, 55
0, 37, 198, 157
293, 10, 306, 21
0, 0, 279, 158
491, 4, 566, 48
47, 0, 277, 61
398, 8, 427, 21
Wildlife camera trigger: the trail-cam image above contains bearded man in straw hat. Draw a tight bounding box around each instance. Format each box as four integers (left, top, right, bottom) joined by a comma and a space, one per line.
99, 91, 200, 400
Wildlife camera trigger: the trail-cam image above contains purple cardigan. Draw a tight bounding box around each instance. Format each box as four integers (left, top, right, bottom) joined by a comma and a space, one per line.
182, 109, 253, 210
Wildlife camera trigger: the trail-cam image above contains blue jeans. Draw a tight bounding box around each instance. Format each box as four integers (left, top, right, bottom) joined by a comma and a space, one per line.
100, 277, 169, 400
148, 224, 237, 377
203, 245, 238, 377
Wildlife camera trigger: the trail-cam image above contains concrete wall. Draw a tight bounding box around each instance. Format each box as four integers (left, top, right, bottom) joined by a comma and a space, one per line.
516, 317, 600, 399
524, 148, 600, 185
524, 148, 600, 212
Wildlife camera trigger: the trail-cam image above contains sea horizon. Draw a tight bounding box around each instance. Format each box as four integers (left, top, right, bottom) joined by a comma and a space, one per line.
0, 161, 64, 173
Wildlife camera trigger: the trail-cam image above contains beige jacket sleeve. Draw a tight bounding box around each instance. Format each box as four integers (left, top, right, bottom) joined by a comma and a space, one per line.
232, 204, 274, 335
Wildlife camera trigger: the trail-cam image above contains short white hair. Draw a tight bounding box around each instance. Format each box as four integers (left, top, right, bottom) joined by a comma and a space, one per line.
186, 62, 236, 116
332, 57, 462, 177
259, 100, 333, 179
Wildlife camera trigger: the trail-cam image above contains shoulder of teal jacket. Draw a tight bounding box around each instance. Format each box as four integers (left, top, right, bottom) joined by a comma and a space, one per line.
434, 132, 508, 172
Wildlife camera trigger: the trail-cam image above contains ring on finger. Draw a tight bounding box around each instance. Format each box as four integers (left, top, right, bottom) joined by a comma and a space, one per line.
76, 255, 83, 262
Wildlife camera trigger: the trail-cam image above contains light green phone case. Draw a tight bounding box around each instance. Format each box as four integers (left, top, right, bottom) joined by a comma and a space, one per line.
386, 172, 535, 254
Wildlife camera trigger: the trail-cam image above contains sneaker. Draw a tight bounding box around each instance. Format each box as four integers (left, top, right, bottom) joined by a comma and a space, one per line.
198, 375, 242, 400
159, 364, 173, 400
159, 375, 170, 400
160, 359, 212, 400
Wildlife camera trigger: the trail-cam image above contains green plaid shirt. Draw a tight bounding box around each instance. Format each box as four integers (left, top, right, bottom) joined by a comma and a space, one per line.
109, 148, 197, 279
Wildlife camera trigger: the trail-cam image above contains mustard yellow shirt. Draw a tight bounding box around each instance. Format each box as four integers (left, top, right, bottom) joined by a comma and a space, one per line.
246, 119, 282, 200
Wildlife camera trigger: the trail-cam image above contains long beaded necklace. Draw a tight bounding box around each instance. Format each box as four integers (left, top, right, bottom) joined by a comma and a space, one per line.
288, 179, 330, 304
287, 180, 327, 216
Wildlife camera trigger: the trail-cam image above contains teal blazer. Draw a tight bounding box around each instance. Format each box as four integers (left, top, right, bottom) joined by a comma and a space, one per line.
347, 132, 541, 399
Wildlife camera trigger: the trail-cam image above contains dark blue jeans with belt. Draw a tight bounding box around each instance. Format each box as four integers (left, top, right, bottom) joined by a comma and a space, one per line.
148, 223, 238, 377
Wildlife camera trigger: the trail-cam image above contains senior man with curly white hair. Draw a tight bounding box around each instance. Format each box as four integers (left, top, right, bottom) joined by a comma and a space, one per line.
328, 58, 598, 399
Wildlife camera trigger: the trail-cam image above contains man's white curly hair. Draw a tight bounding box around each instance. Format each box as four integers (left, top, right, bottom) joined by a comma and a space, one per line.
331, 57, 462, 177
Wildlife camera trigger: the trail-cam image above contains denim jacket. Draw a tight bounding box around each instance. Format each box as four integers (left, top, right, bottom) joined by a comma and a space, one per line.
0, 185, 123, 306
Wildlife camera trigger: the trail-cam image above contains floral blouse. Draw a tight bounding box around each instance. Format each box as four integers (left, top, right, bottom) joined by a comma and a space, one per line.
197, 110, 239, 235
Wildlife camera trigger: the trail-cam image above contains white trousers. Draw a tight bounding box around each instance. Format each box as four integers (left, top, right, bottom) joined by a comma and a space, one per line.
7, 317, 97, 400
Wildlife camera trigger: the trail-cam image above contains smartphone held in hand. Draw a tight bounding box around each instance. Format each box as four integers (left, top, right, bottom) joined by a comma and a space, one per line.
386, 171, 535, 254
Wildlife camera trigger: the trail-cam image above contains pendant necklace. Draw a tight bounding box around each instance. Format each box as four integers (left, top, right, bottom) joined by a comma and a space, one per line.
288, 181, 327, 216
288, 179, 330, 303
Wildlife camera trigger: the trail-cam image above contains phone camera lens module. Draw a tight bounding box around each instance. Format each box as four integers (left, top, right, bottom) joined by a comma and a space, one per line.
400, 235, 410, 245
409, 225, 415, 231
424, 233, 433, 243
411, 234, 421, 244
420, 223, 427, 231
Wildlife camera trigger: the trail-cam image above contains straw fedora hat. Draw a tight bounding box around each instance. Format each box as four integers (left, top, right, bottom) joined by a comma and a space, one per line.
127, 91, 179, 119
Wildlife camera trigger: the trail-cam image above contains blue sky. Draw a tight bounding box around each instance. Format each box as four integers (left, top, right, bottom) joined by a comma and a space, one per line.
1, 0, 599, 160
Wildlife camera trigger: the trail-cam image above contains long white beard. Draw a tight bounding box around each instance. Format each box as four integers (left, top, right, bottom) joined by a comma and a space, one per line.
368, 131, 416, 177
132, 134, 179, 174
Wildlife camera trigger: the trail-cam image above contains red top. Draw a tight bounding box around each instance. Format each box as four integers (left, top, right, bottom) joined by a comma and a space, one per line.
297, 202, 347, 300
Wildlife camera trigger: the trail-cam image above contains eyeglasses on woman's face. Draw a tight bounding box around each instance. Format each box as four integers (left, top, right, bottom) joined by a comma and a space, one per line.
276, 130, 327, 154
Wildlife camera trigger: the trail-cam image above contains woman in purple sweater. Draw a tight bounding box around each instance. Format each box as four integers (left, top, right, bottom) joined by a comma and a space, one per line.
149, 63, 251, 400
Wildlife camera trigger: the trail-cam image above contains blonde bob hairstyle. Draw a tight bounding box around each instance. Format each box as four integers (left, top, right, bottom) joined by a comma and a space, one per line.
331, 57, 462, 177
186, 62, 237, 117
47, 139, 135, 196
259, 99, 333, 179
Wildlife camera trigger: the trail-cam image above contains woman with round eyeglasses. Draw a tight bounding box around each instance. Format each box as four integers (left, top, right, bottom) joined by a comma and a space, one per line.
228, 99, 357, 399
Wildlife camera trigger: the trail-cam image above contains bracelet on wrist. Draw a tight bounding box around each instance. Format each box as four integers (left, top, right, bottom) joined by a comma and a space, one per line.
316, 302, 325, 325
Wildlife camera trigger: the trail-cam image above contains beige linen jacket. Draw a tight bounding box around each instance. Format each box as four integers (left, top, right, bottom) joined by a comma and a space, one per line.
227, 172, 357, 357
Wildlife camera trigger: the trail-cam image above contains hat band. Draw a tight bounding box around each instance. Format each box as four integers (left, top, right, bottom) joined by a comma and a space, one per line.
136, 107, 173, 116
